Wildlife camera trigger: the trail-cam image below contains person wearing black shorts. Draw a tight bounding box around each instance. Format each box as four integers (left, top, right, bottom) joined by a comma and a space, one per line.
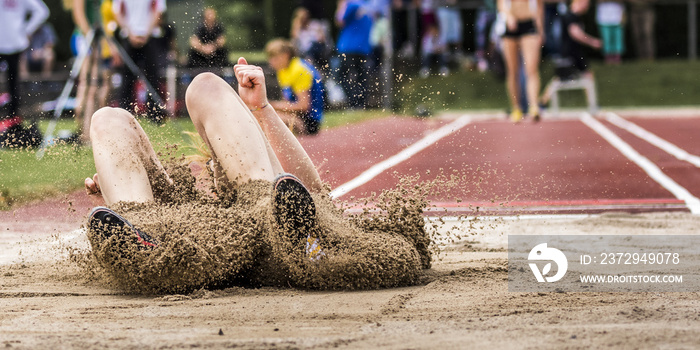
498, 0, 544, 122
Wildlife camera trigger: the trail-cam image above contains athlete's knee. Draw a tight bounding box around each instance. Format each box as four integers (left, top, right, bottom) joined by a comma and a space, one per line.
186, 72, 229, 104
90, 107, 137, 141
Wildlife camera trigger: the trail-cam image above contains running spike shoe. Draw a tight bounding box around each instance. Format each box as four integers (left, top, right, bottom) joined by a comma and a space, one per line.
88, 206, 159, 248
273, 174, 324, 261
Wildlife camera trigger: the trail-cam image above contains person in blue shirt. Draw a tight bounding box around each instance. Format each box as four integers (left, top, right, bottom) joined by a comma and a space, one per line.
265, 39, 324, 135
335, 0, 373, 109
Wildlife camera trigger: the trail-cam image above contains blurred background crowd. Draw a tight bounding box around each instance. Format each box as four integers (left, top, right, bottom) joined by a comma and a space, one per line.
0, 0, 696, 145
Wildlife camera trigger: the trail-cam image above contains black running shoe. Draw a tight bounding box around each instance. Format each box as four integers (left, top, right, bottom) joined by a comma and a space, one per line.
88, 206, 159, 248
273, 174, 324, 260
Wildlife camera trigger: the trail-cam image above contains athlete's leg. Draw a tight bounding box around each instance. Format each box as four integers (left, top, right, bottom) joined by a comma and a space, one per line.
185, 72, 283, 187
520, 34, 542, 116
89, 107, 170, 205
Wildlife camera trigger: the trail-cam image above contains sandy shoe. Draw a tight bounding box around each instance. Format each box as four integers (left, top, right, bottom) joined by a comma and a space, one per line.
273, 174, 324, 261
88, 206, 159, 248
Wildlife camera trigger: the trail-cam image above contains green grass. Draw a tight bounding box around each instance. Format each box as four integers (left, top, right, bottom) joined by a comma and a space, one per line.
0, 118, 197, 209
2, 59, 699, 209
396, 59, 700, 113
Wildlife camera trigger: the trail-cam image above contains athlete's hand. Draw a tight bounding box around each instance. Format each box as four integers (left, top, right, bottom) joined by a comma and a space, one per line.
84, 173, 105, 206
233, 57, 268, 111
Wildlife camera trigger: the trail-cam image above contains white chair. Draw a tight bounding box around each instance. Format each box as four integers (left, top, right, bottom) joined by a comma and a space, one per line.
547, 75, 599, 116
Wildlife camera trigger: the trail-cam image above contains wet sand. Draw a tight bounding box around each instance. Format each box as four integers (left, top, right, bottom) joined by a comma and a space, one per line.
2, 212, 699, 349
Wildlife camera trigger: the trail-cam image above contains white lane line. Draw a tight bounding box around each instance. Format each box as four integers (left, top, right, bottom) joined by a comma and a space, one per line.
580, 113, 700, 215
605, 112, 700, 168
330, 114, 472, 198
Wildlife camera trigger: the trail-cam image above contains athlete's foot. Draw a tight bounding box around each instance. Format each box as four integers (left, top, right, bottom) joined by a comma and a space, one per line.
273, 173, 324, 261
88, 206, 159, 248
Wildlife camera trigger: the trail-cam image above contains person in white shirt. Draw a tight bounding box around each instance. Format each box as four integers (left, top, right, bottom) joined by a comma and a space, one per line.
0, 0, 49, 123
112, 0, 168, 122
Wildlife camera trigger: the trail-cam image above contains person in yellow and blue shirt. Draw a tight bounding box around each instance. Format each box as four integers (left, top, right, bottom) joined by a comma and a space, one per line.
265, 39, 324, 135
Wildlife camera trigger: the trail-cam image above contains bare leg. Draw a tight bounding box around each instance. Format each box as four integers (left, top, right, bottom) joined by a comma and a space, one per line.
520, 34, 541, 116
185, 72, 283, 186
501, 38, 522, 113
74, 55, 90, 135
90, 107, 170, 205
82, 57, 101, 143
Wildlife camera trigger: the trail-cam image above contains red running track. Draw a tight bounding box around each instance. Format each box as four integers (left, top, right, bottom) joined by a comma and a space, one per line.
300, 112, 700, 215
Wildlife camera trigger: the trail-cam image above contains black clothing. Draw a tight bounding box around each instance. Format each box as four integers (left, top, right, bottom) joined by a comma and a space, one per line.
557, 12, 589, 78
0, 53, 20, 119
187, 23, 228, 68
503, 19, 537, 38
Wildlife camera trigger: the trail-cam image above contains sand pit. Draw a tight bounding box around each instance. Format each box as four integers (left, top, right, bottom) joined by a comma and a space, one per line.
2, 211, 700, 349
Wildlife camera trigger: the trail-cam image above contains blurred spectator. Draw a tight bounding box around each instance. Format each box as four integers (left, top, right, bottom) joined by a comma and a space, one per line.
153, 13, 177, 71
418, 0, 438, 31
596, 0, 625, 64
542, 0, 565, 57
19, 23, 57, 79
71, 0, 120, 143
498, 0, 544, 122
392, 0, 416, 57
335, 0, 373, 109
188, 8, 228, 68
0, 0, 49, 122
629, 0, 655, 60
113, 0, 168, 121
291, 7, 329, 71
475, 0, 497, 72
265, 39, 324, 135
436, 0, 463, 64
300, 0, 326, 19
540, 0, 601, 105
369, 2, 391, 70
419, 24, 448, 78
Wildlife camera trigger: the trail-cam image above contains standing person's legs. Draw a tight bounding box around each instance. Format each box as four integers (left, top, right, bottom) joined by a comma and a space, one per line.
185, 72, 283, 187
339, 54, 363, 108
501, 38, 522, 119
90, 107, 171, 205
520, 34, 542, 118
612, 24, 625, 62
2, 53, 21, 118
81, 52, 102, 142
119, 44, 140, 111
599, 25, 613, 63
144, 41, 167, 121
356, 54, 369, 108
